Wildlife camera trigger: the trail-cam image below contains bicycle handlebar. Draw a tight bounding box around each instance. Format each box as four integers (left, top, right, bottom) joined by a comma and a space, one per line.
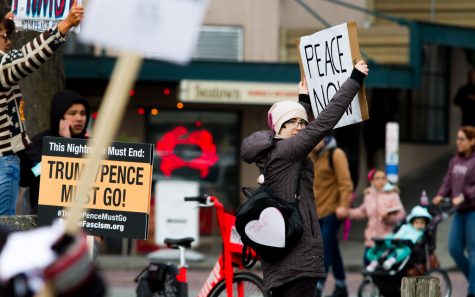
184, 195, 210, 204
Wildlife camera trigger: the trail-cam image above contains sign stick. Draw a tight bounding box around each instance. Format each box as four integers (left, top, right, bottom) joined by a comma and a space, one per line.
35, 52, 143, 297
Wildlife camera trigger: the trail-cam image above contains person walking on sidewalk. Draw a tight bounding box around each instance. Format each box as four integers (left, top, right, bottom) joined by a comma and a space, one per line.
336, 169, 406, 265
454, 70, 475, 127
433, 126, 475, 297
241, 61, 368, 297
311, 136, 352, 297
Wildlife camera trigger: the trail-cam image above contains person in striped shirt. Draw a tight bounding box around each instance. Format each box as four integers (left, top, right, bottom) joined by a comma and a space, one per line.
0, 2, 83, 215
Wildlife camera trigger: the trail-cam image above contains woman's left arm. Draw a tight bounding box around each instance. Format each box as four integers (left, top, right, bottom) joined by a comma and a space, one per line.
279, 64, 367, 160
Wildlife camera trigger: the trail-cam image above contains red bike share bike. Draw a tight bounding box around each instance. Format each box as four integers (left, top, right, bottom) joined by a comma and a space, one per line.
136, 194, 267, 297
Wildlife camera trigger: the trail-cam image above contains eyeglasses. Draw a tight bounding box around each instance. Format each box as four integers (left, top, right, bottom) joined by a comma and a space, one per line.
0, 34, 10, 42
284, 119, 308, 129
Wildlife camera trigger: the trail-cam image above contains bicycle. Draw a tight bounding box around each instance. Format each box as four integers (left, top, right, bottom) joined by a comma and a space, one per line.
135, 194, 268, 297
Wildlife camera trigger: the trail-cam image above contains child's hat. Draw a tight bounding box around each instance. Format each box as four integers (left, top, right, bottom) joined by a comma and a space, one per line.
406, 205, 432, 223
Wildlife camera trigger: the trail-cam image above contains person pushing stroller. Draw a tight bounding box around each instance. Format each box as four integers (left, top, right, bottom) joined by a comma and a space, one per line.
366, 206, 432, 272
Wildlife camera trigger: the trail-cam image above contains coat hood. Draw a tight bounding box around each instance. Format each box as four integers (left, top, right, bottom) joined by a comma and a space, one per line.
49, 90, 91, 138
406, 205, 432, 223
240, 130, 275, 164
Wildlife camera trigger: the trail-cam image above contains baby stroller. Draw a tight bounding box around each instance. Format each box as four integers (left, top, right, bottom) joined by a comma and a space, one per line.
357, 200, 455, 297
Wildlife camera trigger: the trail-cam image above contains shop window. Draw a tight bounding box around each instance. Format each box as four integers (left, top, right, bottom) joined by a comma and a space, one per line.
147, 110, 240, 210
397, 45, 449, 143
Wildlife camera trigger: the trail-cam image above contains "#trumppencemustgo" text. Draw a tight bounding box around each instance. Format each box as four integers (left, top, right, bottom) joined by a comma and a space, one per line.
57, 209, 126, 232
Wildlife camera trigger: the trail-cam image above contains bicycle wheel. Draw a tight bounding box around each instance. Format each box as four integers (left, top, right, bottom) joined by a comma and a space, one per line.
207, 272, 267, 297
426, 268, 451, 297
357, 277, 380, 297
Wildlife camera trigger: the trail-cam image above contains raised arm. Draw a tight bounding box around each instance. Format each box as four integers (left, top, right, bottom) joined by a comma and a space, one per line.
278, 61, 368, 160
0, 2, 83, 87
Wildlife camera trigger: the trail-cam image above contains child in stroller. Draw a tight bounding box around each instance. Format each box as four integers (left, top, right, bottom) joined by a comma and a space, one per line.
358, 200, 455, 297
365, 206, 432, 272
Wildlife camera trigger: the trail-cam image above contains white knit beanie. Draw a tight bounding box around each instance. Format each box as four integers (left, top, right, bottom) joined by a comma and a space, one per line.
267, 101, 308, 134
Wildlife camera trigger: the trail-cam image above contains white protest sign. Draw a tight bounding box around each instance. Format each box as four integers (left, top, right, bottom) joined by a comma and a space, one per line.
155, 180, 200, 246
11, 0, 82, 32
79, 0, 209, 64
298, 22, 368, 128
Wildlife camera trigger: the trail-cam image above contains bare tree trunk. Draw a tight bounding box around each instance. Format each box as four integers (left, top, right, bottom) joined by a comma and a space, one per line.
14, 31, 66, 137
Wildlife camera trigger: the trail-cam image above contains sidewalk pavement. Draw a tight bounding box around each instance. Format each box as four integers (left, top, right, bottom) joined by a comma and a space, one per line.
97, 215, 457, 272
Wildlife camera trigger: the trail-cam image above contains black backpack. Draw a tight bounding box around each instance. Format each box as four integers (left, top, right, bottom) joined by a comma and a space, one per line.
235, 151, 303, 267
135, 263, 178, 297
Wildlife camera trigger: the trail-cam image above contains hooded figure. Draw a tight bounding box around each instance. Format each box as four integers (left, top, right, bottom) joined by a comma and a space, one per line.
24, 90, 91, 213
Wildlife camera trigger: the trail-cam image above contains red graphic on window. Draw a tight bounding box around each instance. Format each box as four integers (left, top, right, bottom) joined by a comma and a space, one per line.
156, 126, 219, 178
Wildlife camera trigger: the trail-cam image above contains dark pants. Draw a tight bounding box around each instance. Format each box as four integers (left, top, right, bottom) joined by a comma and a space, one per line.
319, 213, 346, 281
269, 277, 318, 297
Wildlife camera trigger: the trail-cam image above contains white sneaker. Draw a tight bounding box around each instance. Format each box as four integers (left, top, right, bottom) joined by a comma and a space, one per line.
383, 257, 397, 270
366, 260, 379, 272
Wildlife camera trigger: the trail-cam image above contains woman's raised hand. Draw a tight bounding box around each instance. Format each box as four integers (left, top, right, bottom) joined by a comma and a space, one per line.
355, 60, 369, 75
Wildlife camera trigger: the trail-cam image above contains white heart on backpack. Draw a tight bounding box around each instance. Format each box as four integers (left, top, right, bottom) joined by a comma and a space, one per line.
244, 207, 285, 248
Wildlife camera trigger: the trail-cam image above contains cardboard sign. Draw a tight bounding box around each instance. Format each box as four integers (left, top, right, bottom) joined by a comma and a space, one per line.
38, 137, 154, 239
79, 0, 209, 64
298, 22, 368, 128
11, 0, 82, 31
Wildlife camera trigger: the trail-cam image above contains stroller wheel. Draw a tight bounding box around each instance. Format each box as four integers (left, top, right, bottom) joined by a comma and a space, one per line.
426, 268, 452, 297
358, 277, 380, 297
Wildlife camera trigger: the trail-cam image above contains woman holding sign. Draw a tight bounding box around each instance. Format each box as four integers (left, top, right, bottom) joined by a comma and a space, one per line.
241, 60, 368, 297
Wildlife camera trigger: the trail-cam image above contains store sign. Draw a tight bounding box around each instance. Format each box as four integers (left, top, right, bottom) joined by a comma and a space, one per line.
179, 80, 299, 105
38, 137, 154, 239
11, 0, 82, 31
298, 22, 369, 128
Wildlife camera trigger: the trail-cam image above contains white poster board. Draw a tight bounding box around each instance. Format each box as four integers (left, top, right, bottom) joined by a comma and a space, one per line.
298, 22, 368, 128
385, 122, 399, 184
80, 0, 209, 64
155, 180, 200, 246
11, 0, 82, 31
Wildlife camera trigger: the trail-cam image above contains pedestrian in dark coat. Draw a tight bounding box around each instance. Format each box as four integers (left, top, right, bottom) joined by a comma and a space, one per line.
240, 60, 368, 297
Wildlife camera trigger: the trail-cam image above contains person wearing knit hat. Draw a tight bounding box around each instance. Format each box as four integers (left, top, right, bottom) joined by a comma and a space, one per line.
365, 205, 432, 272
267, 101, 308, 136
241, 60, 368, 297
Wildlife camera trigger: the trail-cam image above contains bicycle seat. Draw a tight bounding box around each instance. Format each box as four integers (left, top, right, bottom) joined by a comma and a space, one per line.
164, 237, 195, 249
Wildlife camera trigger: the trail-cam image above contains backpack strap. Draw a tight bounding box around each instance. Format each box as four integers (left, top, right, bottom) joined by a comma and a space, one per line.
328, 147, 335, 173
261, 138, 303, 200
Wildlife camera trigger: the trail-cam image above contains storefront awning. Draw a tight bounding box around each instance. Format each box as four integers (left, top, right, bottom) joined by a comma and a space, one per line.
64, 56, 414, 89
